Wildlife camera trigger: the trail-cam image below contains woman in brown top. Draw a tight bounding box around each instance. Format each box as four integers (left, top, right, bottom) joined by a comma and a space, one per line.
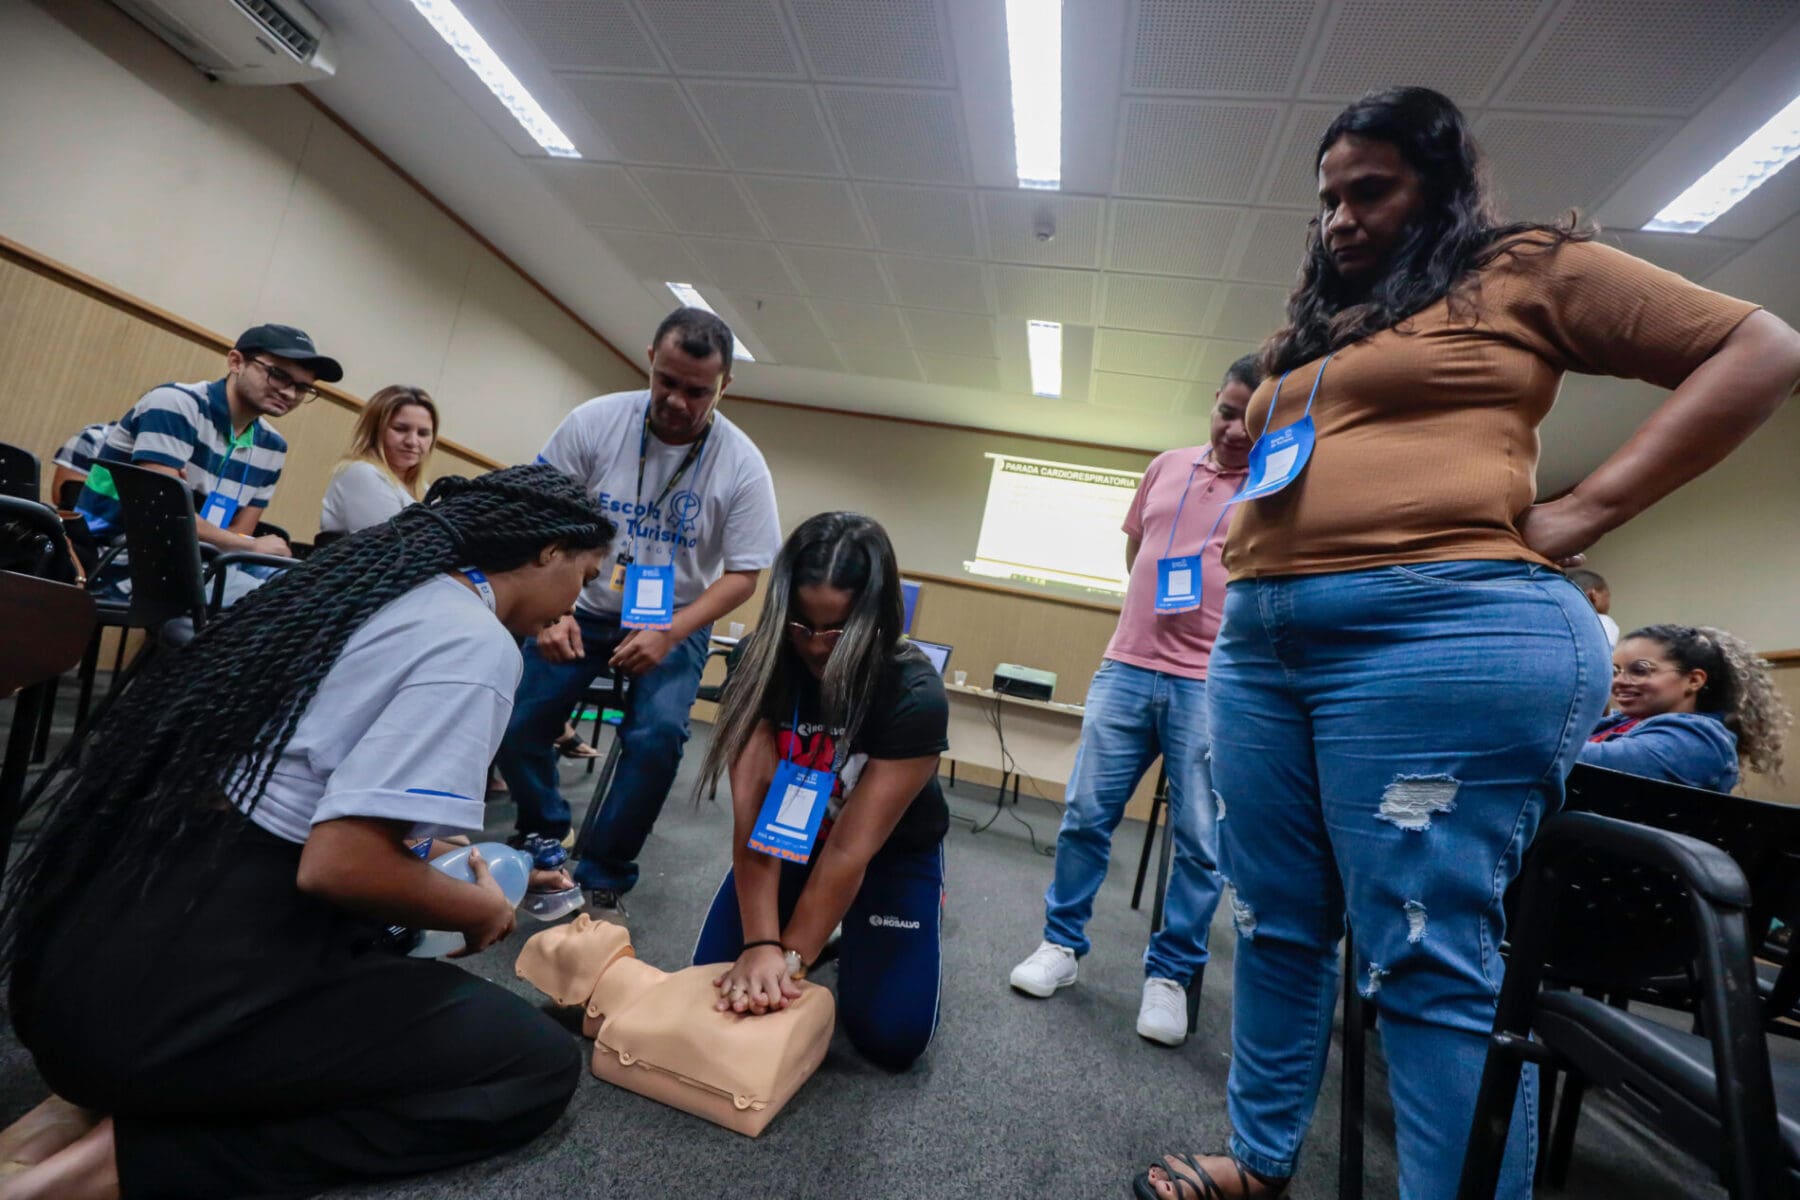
1137, 87, 1800, 1200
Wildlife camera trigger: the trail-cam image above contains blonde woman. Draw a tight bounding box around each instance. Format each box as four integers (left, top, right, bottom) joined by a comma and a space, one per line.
319, 385, 438, 535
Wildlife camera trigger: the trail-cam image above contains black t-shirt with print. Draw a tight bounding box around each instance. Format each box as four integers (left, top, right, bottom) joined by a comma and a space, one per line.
773, 644, 950, 855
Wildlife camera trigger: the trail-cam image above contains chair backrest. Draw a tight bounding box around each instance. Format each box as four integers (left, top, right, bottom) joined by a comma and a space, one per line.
0, 495, 70, 580
107, 464, 209, 632
0, 569, 97, 697
1540, 764, 1800, 988
0, 442, 41, 502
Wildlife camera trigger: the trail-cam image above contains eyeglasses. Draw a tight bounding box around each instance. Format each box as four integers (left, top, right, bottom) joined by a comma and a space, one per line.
245, 357, 320, 403
1612, 660, 1679, 681
787, 619, 844, 648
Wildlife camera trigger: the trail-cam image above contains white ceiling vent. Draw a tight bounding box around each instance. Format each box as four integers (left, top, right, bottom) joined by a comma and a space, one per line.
110, 0, 336, 84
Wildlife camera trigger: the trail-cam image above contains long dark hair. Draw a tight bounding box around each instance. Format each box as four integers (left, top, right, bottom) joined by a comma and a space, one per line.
700, 512, 904, 788
1263, 86, 1591, 374
1, 464, 614, 989
1626, 624, 1788, 780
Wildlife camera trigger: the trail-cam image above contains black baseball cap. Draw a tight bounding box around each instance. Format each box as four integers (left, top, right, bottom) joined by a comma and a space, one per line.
233, 323, 343, 383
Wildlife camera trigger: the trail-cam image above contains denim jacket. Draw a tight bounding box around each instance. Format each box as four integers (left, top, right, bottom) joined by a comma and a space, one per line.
1580, 711, 1740, 794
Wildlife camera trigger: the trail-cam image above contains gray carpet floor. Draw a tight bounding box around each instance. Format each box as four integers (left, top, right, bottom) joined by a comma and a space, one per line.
0, 711, 1741, 1198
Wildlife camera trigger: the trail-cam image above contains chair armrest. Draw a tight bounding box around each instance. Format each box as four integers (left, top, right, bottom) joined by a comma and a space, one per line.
204, 552, 297, 611
1532, 811, 1753, 909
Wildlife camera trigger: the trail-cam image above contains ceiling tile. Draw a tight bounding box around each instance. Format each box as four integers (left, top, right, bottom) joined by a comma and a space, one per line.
632, 168, 767, 236
741, 177, 870, 247
632, 0, 802, 77
495, 0, 659, 72
821, 87, 969, 184
597, 230, 705, 283
981, 192, 1107, 268
814, 300, 909, 346
1477, 114, 1681, 222
1116, 101, 1281, 202
780, 245, 894, 303
787, 0, 952, 84
1496, 0, 1799, 113
902, 308, 998, 357
1211, 283, 1290, 341
1232, 209, 1312, 285
838, 342, 925, 381
537, 161, 667, 230
1189, 340, 1263, 400
721, 290, 842, 369
992, 266, 1099, 325
1128, 0, 1326, 96
882, 255, 990, 312
1091, 371, 1184, 414
685, 82, 842, 175
686, 238, 798, 293
916, 352, 1001, 390
1302, 0, 1547, 104
1259, 104, 1338, 208
1102, 274, 1220, 335
1107, 201, 1240, 276
560, 77, 720, 168
1600, 231, 1749, 282
858, 184, 982, 257
1095, 329, 1201, 378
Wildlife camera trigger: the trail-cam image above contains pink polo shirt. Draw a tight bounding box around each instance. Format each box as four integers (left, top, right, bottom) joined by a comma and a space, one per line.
1104, 446, 1245, 681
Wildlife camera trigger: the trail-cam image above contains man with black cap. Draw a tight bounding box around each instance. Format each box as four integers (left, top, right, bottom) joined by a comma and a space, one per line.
76, 323, 342, 559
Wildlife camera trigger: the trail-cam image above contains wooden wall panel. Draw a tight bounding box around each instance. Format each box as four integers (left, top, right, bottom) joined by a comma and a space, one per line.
0, 248, 495, 542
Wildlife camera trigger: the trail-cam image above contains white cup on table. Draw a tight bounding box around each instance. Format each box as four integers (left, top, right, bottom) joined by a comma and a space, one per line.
727, 622, 745, 638
952, 670, 967, 687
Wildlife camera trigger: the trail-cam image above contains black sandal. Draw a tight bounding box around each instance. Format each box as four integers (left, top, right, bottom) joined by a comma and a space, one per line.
1130, 1152, 1288, 1200
555, 731, 600, 759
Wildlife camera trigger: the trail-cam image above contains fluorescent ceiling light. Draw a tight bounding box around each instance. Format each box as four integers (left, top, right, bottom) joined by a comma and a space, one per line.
1026, 320, 1062, 396
1005, 0, 1062, 190
1643, 90, 1800, 233
665, 283, 756, 362
405, 0, 579, 159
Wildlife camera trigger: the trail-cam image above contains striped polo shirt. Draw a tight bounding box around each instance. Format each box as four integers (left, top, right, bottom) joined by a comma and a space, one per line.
76, 378, 288, 537
53, 423, 111, 474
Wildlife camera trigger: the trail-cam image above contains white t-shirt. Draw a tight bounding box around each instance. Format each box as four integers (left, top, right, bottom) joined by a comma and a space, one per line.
319, 460, 415, 534
538, 390, 781, 618
238, 575, 521, 843
1598, 612, 1620, 648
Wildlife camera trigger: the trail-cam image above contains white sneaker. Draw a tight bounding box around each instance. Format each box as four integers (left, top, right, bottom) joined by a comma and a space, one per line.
1137, 977, 1189, 1046
1009, 941, 1078, 997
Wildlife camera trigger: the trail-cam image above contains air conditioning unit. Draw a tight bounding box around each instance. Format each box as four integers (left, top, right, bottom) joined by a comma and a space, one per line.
110, 0, 338, 85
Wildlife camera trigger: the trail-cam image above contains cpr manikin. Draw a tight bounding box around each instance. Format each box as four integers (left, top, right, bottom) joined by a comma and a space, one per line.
515, 915, 833, 1137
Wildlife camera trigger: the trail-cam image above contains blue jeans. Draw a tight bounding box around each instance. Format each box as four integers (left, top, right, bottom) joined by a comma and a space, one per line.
495, 609, 711, 893
1043, 659, 1222, 982
1209, 561, 1609, 1198
693, 843, 945, 1072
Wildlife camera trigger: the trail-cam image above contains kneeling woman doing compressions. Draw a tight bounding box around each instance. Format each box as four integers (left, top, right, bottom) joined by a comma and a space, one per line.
0, 464, 614, 1200
693, 511, 950, 1072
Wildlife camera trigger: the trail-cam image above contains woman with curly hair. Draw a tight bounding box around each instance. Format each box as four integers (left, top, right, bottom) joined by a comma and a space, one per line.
0, 464, 613, 1200
1137, 86, 1800, 1200
1584, 623, 1789, 793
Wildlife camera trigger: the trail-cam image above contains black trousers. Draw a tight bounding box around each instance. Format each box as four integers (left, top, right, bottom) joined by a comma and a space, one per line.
12, 824, 582, 1199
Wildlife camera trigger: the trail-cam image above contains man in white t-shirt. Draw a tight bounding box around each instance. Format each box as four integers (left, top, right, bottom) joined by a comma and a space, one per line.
498, 308, 781, 904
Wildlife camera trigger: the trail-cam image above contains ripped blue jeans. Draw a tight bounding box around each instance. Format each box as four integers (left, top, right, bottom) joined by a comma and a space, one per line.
1208, 561, 1609, 1199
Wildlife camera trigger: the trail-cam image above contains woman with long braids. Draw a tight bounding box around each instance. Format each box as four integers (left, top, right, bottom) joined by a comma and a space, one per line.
692, 512, 949, 1072
1582, 623, 1789, 793
0, 464, 614, 1200
1137, 87, 1800, 1199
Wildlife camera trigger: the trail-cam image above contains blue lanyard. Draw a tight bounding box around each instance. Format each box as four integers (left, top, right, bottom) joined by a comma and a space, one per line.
1257, 352, 1336, 438
458, 567, 496, 612
1161, 447, 1245, 563
631, 402, 712, 552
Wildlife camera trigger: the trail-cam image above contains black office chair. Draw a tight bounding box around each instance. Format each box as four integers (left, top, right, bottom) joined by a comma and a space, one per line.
27, 465, 293, 808
1457, 776, 1800, 1199
0, 442, 41, 501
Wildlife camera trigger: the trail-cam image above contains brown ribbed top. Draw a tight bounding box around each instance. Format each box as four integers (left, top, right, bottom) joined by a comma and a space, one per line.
1224, 237, 1758, 581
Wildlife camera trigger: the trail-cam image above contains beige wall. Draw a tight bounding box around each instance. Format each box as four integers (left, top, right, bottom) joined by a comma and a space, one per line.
1593, 400, 1800, 654
0, 0, 641, 468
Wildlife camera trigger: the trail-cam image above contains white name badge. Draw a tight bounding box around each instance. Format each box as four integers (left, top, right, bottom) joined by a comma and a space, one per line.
198, 491, 239, 529
621, 562, 674, 629
1229, 414, 1317, 506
